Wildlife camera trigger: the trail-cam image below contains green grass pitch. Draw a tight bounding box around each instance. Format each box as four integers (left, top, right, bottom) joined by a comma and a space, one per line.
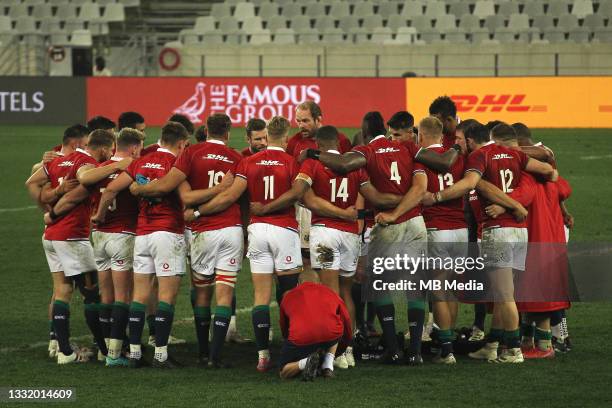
0, 126, 611, 407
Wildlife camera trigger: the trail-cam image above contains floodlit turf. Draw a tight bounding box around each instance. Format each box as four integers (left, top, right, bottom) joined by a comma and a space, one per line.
1, 126, 611, 407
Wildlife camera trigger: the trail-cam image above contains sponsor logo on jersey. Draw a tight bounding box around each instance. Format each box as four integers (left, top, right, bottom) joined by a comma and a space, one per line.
375, 147, 400, 154
203, 153, 234, 163
452, 94, 547, 113
58, 160, 74, 167
256, 160, 283, 166
492, 153, 514, 160
142, 163, 164, 170
173, 82, 321, 125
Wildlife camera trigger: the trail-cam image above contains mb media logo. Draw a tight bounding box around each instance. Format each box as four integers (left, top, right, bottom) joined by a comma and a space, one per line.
451, 94, 547, 113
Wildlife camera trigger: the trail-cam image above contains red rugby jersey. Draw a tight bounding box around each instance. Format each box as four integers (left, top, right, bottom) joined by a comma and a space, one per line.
286, 131, 352, 158
235, 147, 299, 230
44, 149, 98, 241
91, 157, 139, 234
466, 141, 529, 229
299, 153, 368, 234
279, 282, 352, 346
467, 189, 483, 239
126, 148, 184, 235
174, 140, 243, 232
422, 145, 467, 230
241, 146, 254, 157
352, 135, 425, 224
140, 143, 160, 156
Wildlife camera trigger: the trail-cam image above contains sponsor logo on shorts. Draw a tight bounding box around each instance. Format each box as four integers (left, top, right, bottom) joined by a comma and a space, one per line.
117, 260, 124, 265
285, 256, 292, 263
162, 262, 170, 270
229, 258, 236, 265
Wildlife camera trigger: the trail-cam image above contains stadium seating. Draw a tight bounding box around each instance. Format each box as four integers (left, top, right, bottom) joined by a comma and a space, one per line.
164, 0, 612, 47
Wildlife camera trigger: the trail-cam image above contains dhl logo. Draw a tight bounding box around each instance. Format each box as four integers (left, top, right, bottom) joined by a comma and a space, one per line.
451, 94, 547, 113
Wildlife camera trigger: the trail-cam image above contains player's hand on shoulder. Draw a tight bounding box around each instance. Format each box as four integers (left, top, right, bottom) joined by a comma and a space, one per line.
297, 149, 309, 164
485, 204, 506, 219
551, 169, 559, 182
421, 192, 436, 207
42, 151, 61, 163
58, 178, 79, 194
375, 211, 396, 227
250, 202, 265, 216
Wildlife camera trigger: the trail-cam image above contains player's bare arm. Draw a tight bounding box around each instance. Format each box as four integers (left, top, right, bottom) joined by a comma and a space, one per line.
78, 158, 132, 186
520, 145, 555, 164
415, 148, 459, 173
525, 158, 558, 181
45, 184, 90, 224
432, 171, 481, 204
476, 179, 528, 222
302, 188, 357, 222
300, 150, 367, 174
358, 182, 402, 210
129, 167, 186, 198
25, 166, 50, 209
39, 178, 79, 205
560, 200, 574, 229
250, 177, 310, 216
92, 171, 133, 225
178, 172, 234, 207
375, 172, 427, 225
198, 177, 247, 216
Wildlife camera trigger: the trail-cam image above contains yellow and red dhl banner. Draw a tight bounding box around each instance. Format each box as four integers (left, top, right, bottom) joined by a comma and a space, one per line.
405, 77, 612, 128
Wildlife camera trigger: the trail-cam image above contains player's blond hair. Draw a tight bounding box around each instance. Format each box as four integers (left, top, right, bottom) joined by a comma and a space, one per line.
267, 116, 291, 140
117, 127, 145, 150
418, 116, 443, 138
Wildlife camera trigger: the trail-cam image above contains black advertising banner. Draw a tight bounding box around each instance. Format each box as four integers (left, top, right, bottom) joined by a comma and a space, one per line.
0, 77, 86, 125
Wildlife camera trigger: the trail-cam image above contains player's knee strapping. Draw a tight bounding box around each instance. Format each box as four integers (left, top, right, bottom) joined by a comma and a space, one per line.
73, 275, 101, 304
192, 272, 215, 288
277, 273, 299, 300
215, 271, 237, 288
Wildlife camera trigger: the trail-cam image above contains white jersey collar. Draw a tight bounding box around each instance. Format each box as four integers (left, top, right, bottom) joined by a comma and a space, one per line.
483, 140, 495, 147
267, 146, 285, 152
207, 139, 225, 146
369, 135, 387, 144
425, 143, 443, 148
76, 147, 92, 157
157, 147, 175, 156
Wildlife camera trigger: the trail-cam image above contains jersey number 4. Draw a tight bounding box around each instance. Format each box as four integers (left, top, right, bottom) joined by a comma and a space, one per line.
329, 178, 349, 202
390, 161, 401, 185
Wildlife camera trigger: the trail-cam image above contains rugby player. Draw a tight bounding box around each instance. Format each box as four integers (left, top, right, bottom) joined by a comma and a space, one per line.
415, 116, 468, 364
76, 128, 145, 366
141, 113, 194, 157
195, 116, 302, 372
429, 96, 459, 149
94, 121, 190, 368
428, 123, 558, 363
279, 272, 352, 380
87, 116, 116, 132
130, 114, 243, 368
26, 125, 89, 358
241, 118, 268, 157
300, 111, 459, 365
387, 111, 416, 144
39, 129, 116, 364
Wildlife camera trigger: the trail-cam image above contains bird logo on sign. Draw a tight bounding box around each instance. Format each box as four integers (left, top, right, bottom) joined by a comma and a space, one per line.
174, 82, 206, 124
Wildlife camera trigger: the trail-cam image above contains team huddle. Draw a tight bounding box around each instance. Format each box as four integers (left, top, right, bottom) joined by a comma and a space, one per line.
24, 97, 574, 380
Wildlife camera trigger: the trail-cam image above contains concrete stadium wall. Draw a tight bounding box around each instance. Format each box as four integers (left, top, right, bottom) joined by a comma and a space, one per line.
159, 42, 612, 77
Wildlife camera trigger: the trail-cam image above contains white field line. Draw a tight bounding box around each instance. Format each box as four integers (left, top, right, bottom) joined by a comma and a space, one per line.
579, 154, 612, 161
0, 302, 277, 353
0, 205, 38, 213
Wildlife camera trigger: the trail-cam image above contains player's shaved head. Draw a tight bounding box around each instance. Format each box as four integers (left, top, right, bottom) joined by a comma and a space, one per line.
117, 127, 145, 150
169, 113, 195, 135
118, 111, 145, 131
465, 124, 490, 145
206, 114, 232, 139
87, 115, 116, 131
88, 129, 115, 150
194, 125, 207, 142
161, 121, 189, 146
62, 124, 89, 145
267, 116, 291, 141
490, 122, 517, 142
362, 111, 386, 141
512, 122, 533, 146
315, 125, 339, 151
